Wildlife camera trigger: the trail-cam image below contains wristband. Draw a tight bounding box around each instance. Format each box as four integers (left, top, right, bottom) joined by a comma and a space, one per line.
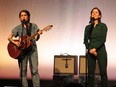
8, 38, 12, 42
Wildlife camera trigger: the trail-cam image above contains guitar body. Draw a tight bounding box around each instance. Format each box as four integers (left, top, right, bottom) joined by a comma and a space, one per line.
7, 40, 21, 59
21, 35, 32, 49
7, 36, 32, 59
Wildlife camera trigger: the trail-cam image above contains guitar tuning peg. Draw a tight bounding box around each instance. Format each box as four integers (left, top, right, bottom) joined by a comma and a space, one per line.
50, 25, 53, 27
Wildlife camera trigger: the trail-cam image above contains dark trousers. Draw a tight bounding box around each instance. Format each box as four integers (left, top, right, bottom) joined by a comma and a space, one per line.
87, 51, 108, 87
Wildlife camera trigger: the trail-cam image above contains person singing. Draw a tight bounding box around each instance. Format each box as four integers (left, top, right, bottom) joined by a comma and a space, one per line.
84, 7, 108, 87
8, 10, 41, 87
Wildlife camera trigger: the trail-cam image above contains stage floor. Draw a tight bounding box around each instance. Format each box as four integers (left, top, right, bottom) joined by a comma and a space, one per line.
0, 79, 116, 87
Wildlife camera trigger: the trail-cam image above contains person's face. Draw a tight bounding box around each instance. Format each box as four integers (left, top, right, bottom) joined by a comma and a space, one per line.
91, 9, 101, 20
20, 12, 29, 22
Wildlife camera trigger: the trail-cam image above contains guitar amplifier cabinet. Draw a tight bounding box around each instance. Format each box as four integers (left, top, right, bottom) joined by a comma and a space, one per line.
54, 55, 78, 75
79, 55, 100, 75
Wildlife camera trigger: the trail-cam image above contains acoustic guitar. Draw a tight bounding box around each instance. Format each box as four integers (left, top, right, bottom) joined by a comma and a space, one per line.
7, 25, 53, 59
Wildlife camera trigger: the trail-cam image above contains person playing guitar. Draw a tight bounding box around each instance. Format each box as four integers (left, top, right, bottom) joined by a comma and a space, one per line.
7, 9, 52, 87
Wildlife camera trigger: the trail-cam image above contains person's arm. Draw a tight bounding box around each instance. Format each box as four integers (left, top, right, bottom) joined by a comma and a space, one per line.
84, 25, 89, 49
32, 23, 42, 41
8, 33, 20, 47
35, 29, 43, 41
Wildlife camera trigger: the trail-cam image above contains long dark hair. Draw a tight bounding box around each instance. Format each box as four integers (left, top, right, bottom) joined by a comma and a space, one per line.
90, 7, 102, 22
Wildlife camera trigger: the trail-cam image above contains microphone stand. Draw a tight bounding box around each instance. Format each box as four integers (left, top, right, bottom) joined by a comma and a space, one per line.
19, 20, 29, 86
18, 23, 24, 86
85, 49, 88, 87
85, 19, 94, 87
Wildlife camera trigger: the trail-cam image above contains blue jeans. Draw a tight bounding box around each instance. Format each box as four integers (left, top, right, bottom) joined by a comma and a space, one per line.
18, 46, 40, 87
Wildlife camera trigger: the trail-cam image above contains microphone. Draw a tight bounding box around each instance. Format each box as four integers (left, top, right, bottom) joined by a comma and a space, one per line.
22, 19, 26, 24
21, 19, 29, 28
89, 17, 95, 24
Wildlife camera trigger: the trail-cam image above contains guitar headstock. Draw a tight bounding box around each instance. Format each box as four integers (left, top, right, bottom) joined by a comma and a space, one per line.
43, 25, 53, 31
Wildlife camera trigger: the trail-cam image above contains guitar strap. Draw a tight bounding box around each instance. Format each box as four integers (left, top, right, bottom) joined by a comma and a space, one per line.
24, 23, 33, 52
26, 23, 32, 36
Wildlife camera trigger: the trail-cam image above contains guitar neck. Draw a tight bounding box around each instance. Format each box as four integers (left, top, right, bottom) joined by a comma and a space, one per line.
26, 32, 39, 41
26, 25, 52, 41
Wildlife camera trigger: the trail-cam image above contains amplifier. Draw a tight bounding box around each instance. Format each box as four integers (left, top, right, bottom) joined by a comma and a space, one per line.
54, 55, 78, 75
79, 55, 100, 74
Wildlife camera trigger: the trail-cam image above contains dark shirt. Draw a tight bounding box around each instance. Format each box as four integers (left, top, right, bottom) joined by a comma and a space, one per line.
84, 22, 108, 50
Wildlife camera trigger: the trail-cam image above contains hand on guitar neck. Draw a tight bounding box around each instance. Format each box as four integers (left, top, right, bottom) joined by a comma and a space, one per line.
35, 24, 53, 40
37, 24, 53, 35
37, 30, 43, 35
